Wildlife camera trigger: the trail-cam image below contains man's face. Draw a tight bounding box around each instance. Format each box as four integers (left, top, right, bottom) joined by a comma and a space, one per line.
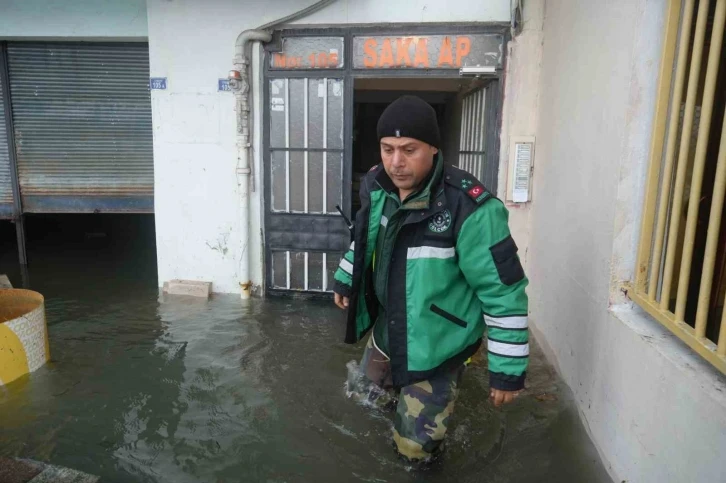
380, 137, 438, 192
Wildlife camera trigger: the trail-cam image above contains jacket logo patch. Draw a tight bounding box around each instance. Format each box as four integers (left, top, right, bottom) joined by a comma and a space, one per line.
461, 179, 473, 189
429, 210, 452, 233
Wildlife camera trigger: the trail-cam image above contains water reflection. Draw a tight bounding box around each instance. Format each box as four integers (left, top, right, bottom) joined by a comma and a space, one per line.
0, 216, 611, 482
112, 297, 276, 483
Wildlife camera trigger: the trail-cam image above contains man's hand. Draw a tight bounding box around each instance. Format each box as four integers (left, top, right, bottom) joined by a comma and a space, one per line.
489, 388, 521, 407
334, 293, 349, 310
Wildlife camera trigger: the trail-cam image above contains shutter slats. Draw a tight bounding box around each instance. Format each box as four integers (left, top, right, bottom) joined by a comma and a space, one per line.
7, 42, 153, 198
0, 63, 12, 209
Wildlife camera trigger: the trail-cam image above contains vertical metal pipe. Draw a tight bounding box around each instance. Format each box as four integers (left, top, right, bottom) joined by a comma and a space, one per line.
19, 263, 29, 289
480, 91, 485, 177
467, 95, 474, 172
636, 0, 686, 295
286, 250, 291, 290
462, 97, 471, 172
695, 97, 726, 336
661, 0, 710, 310
472, 92, 480, 155
648, 0, 695, 301
323, 78, 328, 214
719, 304, 726, 356
480, 89, 487, 178
458, 95, 467, 170
285, 79, 290, 212
458, 97, 465, 170
304, 252, 309, 291
473, 91, 482, 178
322, 252, 328, 292
0, 42, 26, 266
233, 30, 272, 298
304, 78, 309, 214
463, 96, 471, 171
680, 0, 726, 330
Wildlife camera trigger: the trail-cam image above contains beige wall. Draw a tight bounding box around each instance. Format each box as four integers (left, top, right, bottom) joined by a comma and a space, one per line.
518, 1, 726, 482
499, 0, 545, 265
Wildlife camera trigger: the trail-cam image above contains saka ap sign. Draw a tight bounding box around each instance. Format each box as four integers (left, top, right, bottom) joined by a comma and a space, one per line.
352, 34, 503, 70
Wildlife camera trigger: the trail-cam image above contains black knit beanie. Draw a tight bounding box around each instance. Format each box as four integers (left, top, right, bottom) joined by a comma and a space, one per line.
377, 95, 441, 149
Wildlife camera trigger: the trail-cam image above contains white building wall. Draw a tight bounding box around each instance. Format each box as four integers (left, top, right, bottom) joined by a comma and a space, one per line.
498, 0, 544, 266
527, 1, 726, 482
145, 0, 511, 294
0, 0, 147, 39
287, 0, 510, 24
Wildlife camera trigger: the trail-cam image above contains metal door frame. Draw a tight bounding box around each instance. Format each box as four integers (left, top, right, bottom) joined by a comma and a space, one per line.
0, 42, 26, 264
263, 28, 352, 296
262, 24, 509, 294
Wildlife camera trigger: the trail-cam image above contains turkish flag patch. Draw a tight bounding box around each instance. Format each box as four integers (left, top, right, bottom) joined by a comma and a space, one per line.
468, 186, 484, 198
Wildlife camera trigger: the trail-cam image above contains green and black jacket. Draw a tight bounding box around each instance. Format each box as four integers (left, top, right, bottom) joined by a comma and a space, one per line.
334, 156, 530, 390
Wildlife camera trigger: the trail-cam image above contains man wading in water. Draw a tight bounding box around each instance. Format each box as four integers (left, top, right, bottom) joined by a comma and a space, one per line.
332, 95, 529, 463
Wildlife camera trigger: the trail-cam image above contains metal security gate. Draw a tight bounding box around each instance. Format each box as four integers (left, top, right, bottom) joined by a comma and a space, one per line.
458, 87, 486, 179
264, 73, 351, 293
5, 42, 153, 213
457, 83, 500, 191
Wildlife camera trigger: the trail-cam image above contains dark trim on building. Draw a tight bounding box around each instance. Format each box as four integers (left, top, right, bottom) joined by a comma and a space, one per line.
21, 195, 154, 214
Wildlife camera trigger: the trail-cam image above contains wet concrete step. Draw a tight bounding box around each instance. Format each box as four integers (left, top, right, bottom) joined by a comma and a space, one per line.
28, 465, 99, 483
162, 279, 212, 298
0, 458, 99, 483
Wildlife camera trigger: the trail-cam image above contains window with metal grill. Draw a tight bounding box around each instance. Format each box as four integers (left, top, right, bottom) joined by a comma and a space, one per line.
633, 0, 726, 373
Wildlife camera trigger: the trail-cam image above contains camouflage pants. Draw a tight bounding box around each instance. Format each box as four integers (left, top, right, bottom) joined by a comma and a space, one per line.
349, 335, 464, 462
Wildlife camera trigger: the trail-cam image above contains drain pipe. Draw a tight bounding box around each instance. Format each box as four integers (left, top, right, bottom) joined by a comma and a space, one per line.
230, 0, 338, 299
230, 30, 271, 299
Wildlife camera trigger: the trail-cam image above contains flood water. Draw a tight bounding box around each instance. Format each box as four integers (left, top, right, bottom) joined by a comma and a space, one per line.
0, 216, 612, 483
